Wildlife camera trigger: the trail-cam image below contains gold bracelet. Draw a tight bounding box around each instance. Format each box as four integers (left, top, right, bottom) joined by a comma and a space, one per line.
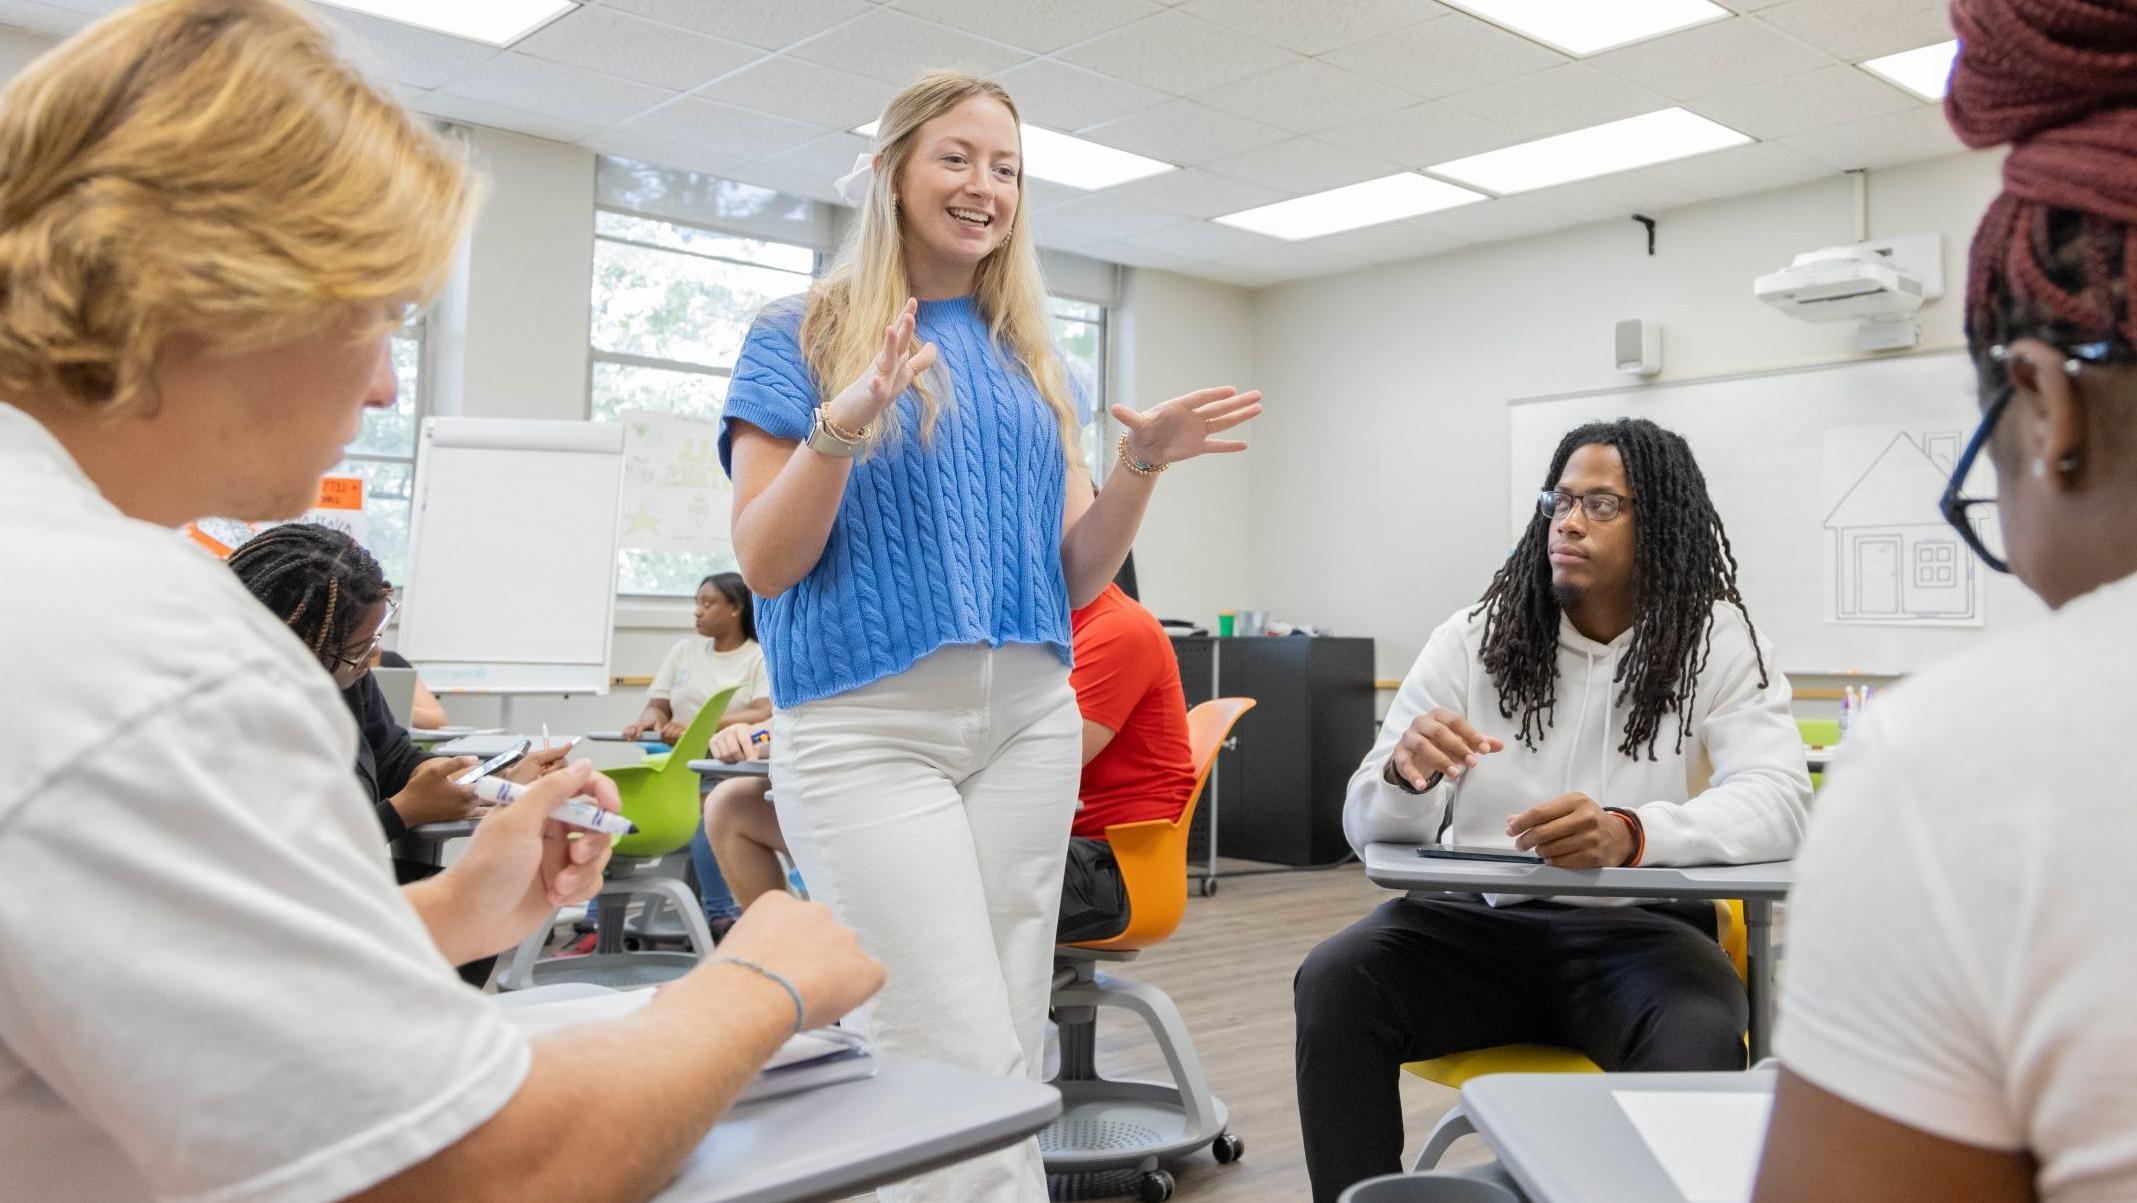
819, 406, 870, 443
1117, 433, 1167, 477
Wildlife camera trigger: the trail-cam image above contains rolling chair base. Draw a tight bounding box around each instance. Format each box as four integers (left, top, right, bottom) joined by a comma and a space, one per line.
514, 951, 700, 990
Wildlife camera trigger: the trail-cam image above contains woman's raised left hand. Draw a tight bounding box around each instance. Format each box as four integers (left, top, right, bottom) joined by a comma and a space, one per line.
1112, 387, 1263, 468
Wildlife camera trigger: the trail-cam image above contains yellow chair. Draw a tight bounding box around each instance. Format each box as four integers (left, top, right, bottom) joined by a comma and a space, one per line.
1043, 697, 1254, 1203
1402, 900, 1747, 1171
498, 686, 739, 991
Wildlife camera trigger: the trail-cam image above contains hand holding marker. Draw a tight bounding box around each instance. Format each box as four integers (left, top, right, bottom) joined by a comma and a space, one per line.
471, 776, 636, 837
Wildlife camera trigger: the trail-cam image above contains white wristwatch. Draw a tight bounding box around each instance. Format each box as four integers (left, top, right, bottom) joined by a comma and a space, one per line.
805, 407, 867, 458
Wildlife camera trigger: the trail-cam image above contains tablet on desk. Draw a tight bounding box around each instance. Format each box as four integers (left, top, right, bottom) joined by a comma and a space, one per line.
1418, 844, 1543, 865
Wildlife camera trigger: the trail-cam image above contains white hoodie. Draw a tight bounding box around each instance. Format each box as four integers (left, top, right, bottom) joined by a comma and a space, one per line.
1345, 602, 1811, 906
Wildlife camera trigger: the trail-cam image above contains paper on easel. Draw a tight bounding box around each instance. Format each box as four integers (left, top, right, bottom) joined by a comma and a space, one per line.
1613, 1090, 1773, 1203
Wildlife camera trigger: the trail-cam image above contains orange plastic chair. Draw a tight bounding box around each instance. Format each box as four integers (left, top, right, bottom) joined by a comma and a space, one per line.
1044, 697, 1256, 1201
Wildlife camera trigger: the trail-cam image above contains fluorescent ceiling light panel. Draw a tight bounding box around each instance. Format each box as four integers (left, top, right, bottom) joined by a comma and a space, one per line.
1428, 107, 1750, 194
1213, 173, 1487, 241
1441, 0, 1728, 56
1860, 39, 1959, 102
315, 0, 577, 45
852, 120, 1174, 190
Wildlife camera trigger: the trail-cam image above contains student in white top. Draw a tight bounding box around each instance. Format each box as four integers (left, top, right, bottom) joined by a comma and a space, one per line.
1757, 4, 2137, 1199
622, 571, 771, 746
0, 4, 880, 1200
1297, 418, 1810, 1200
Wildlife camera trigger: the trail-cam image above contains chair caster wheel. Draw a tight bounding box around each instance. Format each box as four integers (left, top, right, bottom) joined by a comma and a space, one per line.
1212, 1132, 1244, 1163
1138, 1170, 1175, 1202
1197, 877, 1218, 897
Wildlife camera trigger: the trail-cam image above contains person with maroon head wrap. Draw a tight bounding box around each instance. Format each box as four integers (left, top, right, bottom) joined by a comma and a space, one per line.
1755, 2, 2137, 1200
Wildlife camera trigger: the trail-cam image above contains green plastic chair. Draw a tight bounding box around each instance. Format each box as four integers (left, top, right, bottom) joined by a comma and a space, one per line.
1798, 717, 1839, 792
498, 686, 738, 990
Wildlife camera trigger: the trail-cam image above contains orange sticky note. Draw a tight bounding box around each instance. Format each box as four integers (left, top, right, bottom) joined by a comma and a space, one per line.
315, 476, 364, 511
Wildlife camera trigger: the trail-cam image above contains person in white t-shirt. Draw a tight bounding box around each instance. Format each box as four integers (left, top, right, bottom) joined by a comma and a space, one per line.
0, 4, 881, 1201
1755, 4, 2137, 1200
622, 572, 772, 748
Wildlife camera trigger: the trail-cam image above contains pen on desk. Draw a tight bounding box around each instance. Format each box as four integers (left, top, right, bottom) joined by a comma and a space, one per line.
469, 777, 636, 836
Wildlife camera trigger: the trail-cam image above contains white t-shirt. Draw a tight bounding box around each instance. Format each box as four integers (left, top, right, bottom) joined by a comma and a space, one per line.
0, 404, 531, 1203
647, 636, 769, 728
1777, 570, 2137, 1201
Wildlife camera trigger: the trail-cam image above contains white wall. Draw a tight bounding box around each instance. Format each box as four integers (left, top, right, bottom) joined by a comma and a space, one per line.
1242, 150, 2005, 680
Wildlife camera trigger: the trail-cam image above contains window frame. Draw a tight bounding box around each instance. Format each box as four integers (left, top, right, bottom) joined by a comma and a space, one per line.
330, 322, 430, 589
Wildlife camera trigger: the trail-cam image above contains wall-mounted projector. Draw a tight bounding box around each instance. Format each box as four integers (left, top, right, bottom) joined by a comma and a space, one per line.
1754, 233, 1943, 351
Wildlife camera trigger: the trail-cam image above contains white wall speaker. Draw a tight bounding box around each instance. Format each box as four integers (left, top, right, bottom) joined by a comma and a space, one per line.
1615, 318, 1661, 378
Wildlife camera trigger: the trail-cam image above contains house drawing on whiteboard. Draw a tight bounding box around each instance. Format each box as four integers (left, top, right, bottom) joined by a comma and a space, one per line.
1823, 430, 1978, 623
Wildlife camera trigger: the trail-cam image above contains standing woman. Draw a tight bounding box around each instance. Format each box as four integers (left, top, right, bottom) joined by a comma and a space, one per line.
721, 72, 1260, 1201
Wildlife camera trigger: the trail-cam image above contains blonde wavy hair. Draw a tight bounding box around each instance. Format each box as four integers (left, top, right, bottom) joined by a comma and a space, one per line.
0, 0, 477, 416
802, 72, 1082, 463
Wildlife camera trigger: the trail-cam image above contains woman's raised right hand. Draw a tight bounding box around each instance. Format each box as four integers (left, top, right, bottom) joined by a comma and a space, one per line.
823, 297, 939, 435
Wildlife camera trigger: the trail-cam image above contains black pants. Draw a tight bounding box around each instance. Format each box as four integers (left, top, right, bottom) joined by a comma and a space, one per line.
1293, 895, 1747, 1202
1057, 837, 1130, 943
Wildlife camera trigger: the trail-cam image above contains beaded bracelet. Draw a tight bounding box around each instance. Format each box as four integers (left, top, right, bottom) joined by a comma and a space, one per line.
710, 955, 806, 1035
1116, 433, 1167, 477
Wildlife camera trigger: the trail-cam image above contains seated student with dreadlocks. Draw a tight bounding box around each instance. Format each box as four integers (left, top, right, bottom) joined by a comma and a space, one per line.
1758, 3, 2137, 1198
228, 523, 570, 884
1293, 417, 1812, 1201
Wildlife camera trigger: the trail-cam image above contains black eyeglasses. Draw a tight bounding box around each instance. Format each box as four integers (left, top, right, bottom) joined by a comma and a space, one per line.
1941, 339, 2119, 575
1539, 489, 1631, 523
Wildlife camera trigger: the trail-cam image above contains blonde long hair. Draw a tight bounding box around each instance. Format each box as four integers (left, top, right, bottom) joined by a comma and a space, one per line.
801, 72, 1082, 463
0, 0, 477, 416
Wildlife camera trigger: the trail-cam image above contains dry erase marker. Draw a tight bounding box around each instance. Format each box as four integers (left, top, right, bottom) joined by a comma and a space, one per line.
469, 777, 637, 836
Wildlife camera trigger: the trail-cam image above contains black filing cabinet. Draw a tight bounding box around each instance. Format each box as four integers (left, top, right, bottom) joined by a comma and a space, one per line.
1172, 635, 1375, 868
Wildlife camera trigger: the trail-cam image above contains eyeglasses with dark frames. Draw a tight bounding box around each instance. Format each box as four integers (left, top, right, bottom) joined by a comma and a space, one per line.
1941, 340, 2119, 575
1538, 489, 1631, 523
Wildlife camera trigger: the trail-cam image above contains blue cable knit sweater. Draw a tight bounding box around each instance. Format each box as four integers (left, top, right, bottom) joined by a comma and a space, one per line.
718, 294, 1077, 708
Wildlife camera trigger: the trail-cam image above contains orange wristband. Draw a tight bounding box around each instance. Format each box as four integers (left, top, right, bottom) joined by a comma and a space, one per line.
1604, 807, 1645, 867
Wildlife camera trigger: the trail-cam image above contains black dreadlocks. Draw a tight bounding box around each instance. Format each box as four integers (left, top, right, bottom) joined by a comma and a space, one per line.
1472, 418, 1768, 760
226, 523, 388, 668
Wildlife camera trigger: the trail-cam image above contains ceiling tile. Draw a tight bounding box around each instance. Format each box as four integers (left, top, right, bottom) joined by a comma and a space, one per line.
604, 0, 872, 52
1057, 10, 1300, 96
513, 6, 759, 92
1641, 139, 1834, 197
443, 52, 676, 127
1319, 101, 1522, 168
1201, 137, 1402, 193
0, 2, 88, 37
1688, 63, 1922, 140
996, 59, 1168, 133
1118, 219, 1283, 260
1438, 64, 1673, 140
1587, 16, 1833, 101
317, 7, 499, 92
411, 91, 600, 143
884, 0, 1160, 53
1081, 100, 1289, 166
614, 95, 825, 159
1099, 167, 1292, 219
1178, 0, 1450, 57
789, 8, 1031, 83
1310, 216, 1467, 262
1782, 103, 1964, 170
749, 129, 875, 180
1078, 240, 1202, 271
1175, 261, 1281, 288
1521, 171, 1701, 223
1754, 0, 1953, 61
1023, 179, 1087, 211
1194, 60, 1415, 136
1036, 193, 1191, 241
1215, 241, 1369, 281
694, 56, 897, 129
1409, 194, 1574, 244
580, 130, 754, 179
1322, 14, 1564, 100
1714, 0, 1791, 9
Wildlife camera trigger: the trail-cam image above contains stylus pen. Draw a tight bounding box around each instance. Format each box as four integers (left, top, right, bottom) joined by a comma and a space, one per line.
469, 777, 637, 836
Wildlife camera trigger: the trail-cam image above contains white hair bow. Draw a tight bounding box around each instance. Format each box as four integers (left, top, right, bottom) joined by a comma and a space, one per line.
834, 153, 875, 207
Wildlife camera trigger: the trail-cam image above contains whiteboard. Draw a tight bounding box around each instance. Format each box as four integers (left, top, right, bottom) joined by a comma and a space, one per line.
399, 418, 625, 694
1508, 351, 2045, 676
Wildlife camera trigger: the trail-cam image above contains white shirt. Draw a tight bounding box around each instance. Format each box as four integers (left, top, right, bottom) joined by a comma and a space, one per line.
648, 636, 769, 726
0, 404, 530, 1203
1345, 604, 1810, 902
1777, 571, 2137, 1201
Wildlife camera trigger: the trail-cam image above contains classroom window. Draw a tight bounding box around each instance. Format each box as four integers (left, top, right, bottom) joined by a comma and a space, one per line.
330, 328, 426, 587
589, 208, 817, 597
1049, 295, 1108, 479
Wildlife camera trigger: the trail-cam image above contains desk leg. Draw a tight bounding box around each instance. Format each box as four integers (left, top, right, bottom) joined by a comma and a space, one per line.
1745, 898, 1775, 1063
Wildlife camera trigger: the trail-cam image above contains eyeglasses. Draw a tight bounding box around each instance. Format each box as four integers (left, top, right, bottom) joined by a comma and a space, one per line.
1538, 489, 1631, 523
327, 598, 397, 675
1940, 340, 2118, 575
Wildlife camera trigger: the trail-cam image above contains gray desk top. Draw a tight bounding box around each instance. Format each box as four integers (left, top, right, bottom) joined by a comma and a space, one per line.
653, 1054, 1062, 1203
1361, 843, 1793, 900
688, 758, 772, 778
1464, 1070, 1775, 1203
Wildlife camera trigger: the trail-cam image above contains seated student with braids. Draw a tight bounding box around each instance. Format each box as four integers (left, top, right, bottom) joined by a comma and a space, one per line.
620, 572, 772, 748
1293, 417, 1812, 1202
1758, 4, 2137, 1198
227, 523, 569, 883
